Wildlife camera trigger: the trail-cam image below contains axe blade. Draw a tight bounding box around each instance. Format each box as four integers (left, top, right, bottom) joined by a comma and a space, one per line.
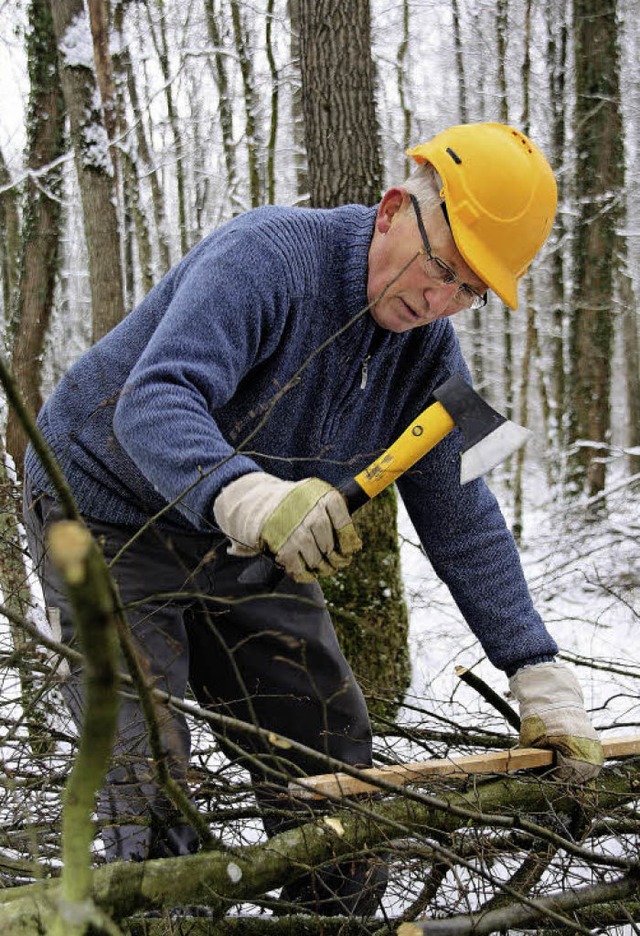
460, 419, 532, 484
433, 374, 532, 485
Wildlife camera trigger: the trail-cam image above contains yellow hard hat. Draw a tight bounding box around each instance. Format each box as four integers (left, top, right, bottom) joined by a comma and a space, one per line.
406, 123, 557, 309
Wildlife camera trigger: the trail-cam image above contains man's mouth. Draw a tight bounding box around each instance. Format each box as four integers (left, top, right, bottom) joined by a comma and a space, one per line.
402, 299, 428, 321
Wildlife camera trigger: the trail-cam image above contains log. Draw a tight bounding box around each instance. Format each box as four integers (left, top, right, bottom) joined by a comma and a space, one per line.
288, 735, 640, 800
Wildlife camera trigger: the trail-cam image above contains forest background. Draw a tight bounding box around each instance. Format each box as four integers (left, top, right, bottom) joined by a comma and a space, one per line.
0, 0, 640, 934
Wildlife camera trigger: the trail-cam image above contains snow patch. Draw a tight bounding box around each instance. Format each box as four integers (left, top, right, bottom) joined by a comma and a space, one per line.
60, 12, 94, 70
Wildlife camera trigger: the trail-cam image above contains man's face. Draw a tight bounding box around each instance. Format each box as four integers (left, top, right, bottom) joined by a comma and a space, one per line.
367, 188, 488, 333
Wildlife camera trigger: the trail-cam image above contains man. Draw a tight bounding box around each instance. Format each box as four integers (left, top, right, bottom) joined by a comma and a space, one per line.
24, 122, 602, 913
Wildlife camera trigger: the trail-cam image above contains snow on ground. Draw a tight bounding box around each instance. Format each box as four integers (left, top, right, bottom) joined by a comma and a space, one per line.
397, 466, 640, 743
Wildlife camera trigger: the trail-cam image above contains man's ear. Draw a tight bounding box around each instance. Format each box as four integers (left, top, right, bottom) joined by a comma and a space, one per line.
376, 188, 408, 234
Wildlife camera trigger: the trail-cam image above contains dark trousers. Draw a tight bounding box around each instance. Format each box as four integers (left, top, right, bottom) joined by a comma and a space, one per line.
24, 485, 385, 914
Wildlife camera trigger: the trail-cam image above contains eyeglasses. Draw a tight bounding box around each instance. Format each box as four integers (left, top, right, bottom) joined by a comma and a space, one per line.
408, 194, 487, 312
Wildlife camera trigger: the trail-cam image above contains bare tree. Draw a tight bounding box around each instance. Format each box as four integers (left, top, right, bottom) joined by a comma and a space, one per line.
204, 0, 243, 214
143, 0, 191, 254
286, 0, 309, 204
6, 0, 66, 475
49, 0, 125, 343
230, 0, 264, 207
0, 149, 20, 323
567, 0, 624, 500
296, 0, 409, 714
545, 0, 570, 478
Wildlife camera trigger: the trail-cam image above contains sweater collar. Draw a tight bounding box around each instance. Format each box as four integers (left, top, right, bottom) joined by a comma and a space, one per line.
333, 204, 378, 324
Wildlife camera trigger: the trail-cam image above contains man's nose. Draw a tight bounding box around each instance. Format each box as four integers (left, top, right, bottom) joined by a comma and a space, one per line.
424, 282, 459, 317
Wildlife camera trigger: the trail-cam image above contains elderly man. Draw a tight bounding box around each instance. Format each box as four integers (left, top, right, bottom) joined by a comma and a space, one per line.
24, 122, 602, 914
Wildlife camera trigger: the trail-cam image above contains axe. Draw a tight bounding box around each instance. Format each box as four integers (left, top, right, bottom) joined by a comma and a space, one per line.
340, 373, 531, 511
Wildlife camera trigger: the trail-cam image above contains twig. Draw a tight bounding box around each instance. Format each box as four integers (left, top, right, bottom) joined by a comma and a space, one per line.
0, 356, 78, 521
455, 666, 520, 730
111, 606, 224, 852
398, 868, 640, 935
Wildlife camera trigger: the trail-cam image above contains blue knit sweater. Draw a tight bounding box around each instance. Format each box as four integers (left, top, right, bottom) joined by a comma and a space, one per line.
26, 204, 557, 674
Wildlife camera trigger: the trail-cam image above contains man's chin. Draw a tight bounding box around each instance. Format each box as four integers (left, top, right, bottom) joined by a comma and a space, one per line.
370, 303, 427, 333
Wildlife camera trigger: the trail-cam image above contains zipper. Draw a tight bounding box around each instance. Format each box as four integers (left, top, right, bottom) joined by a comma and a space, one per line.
360, 355, 371, 390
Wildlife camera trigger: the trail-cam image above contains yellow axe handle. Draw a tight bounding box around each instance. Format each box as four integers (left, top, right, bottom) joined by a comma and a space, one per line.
343, 401, 455, 508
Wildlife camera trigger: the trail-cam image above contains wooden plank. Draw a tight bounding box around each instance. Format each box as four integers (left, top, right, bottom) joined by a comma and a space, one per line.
289, 735, 640, 800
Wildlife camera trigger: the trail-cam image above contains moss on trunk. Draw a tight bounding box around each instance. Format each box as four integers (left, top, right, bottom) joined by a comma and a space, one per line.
321, 487, 410, 720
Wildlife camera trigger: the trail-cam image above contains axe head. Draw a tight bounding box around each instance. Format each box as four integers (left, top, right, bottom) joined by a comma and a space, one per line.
433, 374, 532, 485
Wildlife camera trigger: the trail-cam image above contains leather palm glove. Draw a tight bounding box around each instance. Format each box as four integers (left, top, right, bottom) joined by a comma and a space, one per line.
213, 472, 362, 583
509, 663, 603, 783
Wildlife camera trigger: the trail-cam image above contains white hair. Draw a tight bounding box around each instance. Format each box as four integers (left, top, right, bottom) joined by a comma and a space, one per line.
400, 163, 443, 213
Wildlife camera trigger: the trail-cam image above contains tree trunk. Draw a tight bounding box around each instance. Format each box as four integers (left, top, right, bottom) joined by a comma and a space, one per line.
298, 0, 409, 717
546, 0, 569, 483
49, 0, 125, 343
144, 0, 190, 255
512, 0, 534, 543
112, 4, 154, 300
451, 0, 483, 389
286, 0, 309, 204
496, 0, 514, 476
6, 0, 66, 475
451, 0, 468, 124
298, 0, 382, 207
265, 0, 279, 205
0, 149, 20, 324
204, 0, 243, 215
124, 53, 172, 274
619, 268, 640, 476
568, 0, 624, 500
0, 444, 55, 758
397, 0, 412, 177
230, 0, 264, 208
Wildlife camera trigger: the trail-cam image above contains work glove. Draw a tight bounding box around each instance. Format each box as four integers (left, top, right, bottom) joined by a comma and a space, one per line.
509, 662, 603, 784
213, 472, 362, 583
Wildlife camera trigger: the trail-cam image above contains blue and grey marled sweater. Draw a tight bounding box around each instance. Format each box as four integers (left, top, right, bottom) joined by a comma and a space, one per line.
26, 203, 557, 674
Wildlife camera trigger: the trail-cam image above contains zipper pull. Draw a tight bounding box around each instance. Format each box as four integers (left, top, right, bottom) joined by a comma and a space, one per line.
360, 355, 370, 390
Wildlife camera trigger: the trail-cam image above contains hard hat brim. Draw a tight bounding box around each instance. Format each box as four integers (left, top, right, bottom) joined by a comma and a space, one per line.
447, 217, 520, 311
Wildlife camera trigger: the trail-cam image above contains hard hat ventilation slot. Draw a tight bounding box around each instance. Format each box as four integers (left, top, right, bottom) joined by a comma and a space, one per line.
446, 147, 462, 164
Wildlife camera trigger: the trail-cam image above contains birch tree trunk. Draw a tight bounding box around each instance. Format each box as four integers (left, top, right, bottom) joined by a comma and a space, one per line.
286, 0, 309, 204
49, 0, 125, 343
297, 0, 410, 717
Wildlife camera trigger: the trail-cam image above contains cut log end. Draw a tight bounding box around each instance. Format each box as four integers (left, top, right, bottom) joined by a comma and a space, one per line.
47, 521, 93, 585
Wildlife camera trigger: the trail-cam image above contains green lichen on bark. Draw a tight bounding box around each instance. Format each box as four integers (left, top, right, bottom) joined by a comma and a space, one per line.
321, 487, 410, 720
